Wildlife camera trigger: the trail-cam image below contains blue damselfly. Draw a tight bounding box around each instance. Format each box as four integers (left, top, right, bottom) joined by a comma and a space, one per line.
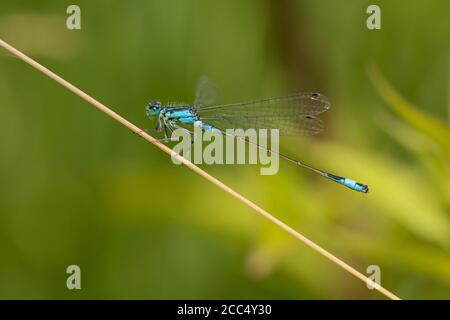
145, 78, 369, 193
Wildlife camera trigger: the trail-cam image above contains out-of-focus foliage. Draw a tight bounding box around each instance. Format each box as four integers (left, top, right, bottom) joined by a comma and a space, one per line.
0, 0, 449, 299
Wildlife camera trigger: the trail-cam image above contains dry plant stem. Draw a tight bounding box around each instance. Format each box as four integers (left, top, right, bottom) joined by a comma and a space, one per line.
0, 38, 400, 300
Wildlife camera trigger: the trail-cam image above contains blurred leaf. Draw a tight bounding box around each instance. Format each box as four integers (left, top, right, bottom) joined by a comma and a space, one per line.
367, 63, 450, 156
376, 112, 450, 204
313, 142, 450, 247
338, 231, 450, 288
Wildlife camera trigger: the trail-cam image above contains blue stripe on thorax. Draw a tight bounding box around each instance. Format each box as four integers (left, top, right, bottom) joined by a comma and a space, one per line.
162, 106, 198, 124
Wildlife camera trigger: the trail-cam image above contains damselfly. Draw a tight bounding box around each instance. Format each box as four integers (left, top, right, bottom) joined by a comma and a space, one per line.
145, 77, 369, 193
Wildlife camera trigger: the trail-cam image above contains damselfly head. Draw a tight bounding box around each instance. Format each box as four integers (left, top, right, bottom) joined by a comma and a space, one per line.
146, 101, 162, 117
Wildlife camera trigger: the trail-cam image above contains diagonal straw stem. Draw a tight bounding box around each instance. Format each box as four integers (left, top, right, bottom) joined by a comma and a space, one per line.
0, 38, 400, 300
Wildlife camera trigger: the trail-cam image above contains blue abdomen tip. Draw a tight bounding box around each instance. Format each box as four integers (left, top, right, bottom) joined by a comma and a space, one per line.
326, 173, 369, 193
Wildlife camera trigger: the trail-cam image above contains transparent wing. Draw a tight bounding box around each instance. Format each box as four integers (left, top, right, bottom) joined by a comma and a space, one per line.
196, 93, 330, 136
200, 114, 324, 135
197, 92, 330, 116
194, 76, 220, 107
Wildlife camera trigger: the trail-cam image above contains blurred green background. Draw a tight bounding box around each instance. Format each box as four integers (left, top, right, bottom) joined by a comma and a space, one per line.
0, 0, 449, 299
